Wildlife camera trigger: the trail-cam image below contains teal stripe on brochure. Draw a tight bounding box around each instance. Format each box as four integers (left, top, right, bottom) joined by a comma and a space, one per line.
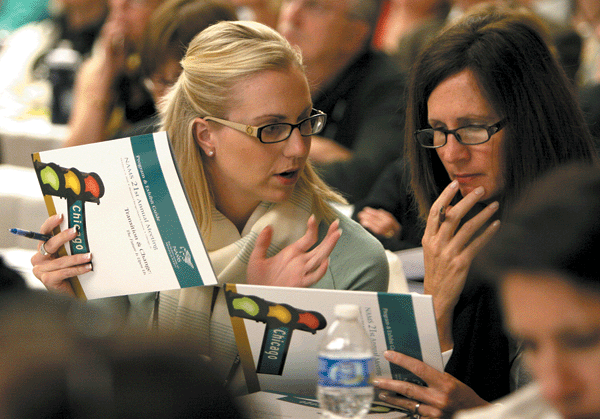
130, 133, 203, 288
377, 293, 425, 384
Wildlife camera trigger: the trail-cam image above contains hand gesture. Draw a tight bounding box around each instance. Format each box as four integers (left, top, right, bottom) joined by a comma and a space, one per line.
357, 206, 401, 239
374, 351, 488, 418
30, 214, 93, 296
246, 215, 341, 287
422, 181, 500, 350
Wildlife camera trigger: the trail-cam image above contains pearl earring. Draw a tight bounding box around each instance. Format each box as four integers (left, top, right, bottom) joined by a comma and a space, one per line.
207, 150, 214, 156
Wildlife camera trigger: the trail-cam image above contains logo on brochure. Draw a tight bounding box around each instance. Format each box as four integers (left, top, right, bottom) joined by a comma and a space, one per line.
225, 289, 327, 375
33, 161, 105, 256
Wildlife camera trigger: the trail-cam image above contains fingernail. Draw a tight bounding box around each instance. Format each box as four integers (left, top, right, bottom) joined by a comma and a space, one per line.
489, 201, 499, 210
372, 379, 380, 386
83, 252, 92, 261
379, 393, 387, 400
492, 220, 501, 228
450, 180, 458, 188
84, 263, 93, 271
474, 186, 485, 195
51, 214, 63, 221
70, 226, 80, 235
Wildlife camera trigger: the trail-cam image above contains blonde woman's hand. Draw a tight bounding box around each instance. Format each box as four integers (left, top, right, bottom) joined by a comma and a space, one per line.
247, 215, 341, 287
374, 351, 489, 419
30, 214, 93, 296
422, 181, 500, 350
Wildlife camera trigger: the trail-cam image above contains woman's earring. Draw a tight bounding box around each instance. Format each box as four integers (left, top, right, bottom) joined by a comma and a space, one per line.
207, 150, 214, 156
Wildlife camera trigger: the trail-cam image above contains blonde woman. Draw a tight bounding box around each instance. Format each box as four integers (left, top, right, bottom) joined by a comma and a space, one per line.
32, 20, 389, 384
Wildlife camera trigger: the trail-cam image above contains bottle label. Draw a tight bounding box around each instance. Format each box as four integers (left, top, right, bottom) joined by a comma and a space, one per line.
317, 356, 373, 387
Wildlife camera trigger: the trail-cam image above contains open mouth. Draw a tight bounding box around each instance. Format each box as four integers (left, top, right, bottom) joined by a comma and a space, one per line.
278, 170, 297, 179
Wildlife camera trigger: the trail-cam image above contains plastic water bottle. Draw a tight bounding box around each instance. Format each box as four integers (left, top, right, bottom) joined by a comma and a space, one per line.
317, 304, 374, 419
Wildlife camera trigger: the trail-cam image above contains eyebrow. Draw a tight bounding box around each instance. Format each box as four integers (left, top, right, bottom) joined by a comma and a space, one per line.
252, 105, 313, 125
427, 115, 497, 127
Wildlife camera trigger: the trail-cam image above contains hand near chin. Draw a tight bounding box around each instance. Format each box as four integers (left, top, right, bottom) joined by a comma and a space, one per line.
246, 215, 341, 287
422, 181, 501, 349
374, 351, 488, 419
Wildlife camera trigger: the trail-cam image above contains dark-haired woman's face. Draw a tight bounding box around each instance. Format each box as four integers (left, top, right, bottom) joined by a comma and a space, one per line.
427, 69, 505, 201
502, 271, 600, 419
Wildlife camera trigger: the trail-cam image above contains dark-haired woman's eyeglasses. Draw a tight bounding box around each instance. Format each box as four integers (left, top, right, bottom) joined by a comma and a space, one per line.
204, 109, 327, 144
414, 118, 508, 149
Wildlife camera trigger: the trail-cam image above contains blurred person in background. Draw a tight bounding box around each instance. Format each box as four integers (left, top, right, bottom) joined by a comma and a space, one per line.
120, 0, 237, 137
63, 0, 163, 147
457, 163, 600, 419
277, 0, 407, 204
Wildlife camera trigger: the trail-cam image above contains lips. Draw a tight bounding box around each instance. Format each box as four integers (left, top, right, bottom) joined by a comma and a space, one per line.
454, 174, 480, 183
275, 169, 300, 184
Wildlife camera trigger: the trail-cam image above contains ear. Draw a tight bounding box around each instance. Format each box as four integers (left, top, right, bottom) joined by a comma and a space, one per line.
193, 117, 214, 156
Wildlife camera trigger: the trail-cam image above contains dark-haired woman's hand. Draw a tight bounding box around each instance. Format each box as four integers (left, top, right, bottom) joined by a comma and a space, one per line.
246, 215, 341, 288
421, 181, 500, 350
374, 350, 489, 418
30, 214, 93, 296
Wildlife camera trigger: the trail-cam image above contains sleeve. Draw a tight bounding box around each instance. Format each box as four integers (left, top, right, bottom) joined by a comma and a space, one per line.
352, 159, 424, 251
312, 212, 389, 292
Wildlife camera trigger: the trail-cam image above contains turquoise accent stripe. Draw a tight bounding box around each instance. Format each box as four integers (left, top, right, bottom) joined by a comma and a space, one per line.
130, 134, 203, 288
257, 326, 291, 375
377, 293, 426, 385
68, 199, 89, 254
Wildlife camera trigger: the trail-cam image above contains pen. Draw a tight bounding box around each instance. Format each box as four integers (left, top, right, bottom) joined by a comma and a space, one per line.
9, 228, 52, 242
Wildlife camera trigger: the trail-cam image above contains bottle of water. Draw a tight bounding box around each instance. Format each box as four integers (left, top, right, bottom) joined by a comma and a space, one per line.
317, 304, 374, 419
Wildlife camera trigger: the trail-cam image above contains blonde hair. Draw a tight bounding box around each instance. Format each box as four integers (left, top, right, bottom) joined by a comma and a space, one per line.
160, 20, 345, 238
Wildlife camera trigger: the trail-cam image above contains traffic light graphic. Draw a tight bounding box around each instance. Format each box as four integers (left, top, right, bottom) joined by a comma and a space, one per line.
34, 161, 105, 255
225, 289, 327, 375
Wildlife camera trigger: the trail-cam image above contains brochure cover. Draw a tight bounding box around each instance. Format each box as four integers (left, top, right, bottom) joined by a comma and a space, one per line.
31, 131, 217, 299
237, 390, 408, 418
224, 284, 443, 397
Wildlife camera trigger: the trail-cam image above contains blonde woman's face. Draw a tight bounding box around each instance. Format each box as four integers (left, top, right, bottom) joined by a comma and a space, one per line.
205, 66, 313, 219
502, 272, 600, 419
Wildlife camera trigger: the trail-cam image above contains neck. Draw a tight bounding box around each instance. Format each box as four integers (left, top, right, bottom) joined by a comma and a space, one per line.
65, 2, 107, 31
208, 171, 259, 234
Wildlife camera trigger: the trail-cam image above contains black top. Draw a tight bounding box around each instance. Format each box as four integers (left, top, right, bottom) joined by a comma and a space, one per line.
312, 50, 407, 204
352, 158, 424, 251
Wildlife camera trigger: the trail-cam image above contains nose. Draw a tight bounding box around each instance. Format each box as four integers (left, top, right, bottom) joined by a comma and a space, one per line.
436, 133, 470, 165
534, 347, 580, 406
282, 127, 310, 158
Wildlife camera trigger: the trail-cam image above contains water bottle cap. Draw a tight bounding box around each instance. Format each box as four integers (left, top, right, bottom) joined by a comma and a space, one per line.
334, 304, 360, 319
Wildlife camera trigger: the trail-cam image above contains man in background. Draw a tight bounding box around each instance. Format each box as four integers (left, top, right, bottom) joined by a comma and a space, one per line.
278, 0, 407, 203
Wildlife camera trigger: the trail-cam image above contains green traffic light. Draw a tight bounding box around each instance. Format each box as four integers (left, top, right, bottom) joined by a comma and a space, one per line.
40, 166, 60, 191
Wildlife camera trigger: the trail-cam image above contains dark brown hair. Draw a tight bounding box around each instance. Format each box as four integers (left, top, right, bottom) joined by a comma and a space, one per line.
406, 4, 597, 218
